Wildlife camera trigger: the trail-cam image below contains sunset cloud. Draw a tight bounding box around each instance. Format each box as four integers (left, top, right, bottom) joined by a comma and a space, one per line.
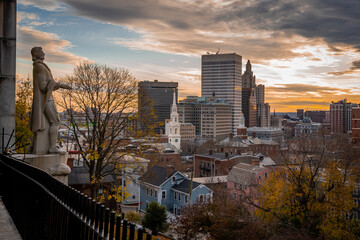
17, 27, 87, 64
16, 0, 360, 111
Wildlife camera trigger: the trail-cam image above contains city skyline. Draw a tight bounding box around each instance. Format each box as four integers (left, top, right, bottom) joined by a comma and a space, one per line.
16, 0, 360, 112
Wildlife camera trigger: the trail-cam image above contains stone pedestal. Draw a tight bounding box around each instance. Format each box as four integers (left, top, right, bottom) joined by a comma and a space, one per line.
13, 153, 71, 184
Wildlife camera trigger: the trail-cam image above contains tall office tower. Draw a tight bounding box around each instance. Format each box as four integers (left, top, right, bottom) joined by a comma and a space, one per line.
255, 84, 265, 105
330, 99, 358, 134
201, 53, 242, 134
242, 60, 256, 128
138, 80, 178, 134
255, 84, 267, 127
264, 103, 271, 127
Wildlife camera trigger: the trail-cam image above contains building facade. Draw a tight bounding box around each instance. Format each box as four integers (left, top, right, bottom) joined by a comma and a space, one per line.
330, 99, 358, 134
178, 96, 232, 140
242, 60, 256, 128
352, 107, 360, 144
305, 111, 328, 123
255, 84, 270, 127
139, 166, 213, 214
180, 123, 195, 141
201, 53, 242, 134
138, 80, 178, 134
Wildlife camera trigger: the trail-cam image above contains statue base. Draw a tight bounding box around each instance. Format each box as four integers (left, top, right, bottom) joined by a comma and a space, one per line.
12, 153, 71, 185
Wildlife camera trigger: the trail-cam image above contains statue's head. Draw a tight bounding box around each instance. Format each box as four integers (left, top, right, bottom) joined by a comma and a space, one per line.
31, 47, 45, 61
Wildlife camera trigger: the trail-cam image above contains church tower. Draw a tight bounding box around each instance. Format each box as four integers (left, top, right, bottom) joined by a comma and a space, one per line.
236, 112, 248, 140
167, 90, 181, 150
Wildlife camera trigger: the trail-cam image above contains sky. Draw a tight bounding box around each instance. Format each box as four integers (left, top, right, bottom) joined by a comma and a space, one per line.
16, 0, 360, 112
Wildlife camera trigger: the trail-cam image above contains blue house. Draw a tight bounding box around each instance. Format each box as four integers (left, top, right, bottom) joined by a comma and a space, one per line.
138, 166, 213, 215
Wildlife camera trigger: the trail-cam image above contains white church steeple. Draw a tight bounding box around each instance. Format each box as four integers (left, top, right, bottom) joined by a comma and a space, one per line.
165, 89, 181, 150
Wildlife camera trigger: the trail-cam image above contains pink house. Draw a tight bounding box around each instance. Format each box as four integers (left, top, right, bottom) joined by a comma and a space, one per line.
227, 161, 273, 208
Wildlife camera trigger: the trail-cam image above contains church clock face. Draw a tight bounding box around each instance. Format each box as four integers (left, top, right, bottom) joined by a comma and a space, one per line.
175, 139, 178, 142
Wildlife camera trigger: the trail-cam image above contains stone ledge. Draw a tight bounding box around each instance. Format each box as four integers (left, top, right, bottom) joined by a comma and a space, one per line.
0, 197, 22, 240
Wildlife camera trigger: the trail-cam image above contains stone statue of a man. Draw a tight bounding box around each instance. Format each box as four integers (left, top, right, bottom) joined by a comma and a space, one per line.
30, 47, 72, 154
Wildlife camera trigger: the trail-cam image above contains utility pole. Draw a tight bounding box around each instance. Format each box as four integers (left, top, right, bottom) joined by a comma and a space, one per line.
0, 0, 16, 150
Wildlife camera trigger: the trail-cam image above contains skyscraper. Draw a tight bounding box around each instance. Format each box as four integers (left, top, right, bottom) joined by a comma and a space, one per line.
201, 53, 242, 134
242, 60, 256, 127
138, 80, 178, 134
255, 84, 270, 127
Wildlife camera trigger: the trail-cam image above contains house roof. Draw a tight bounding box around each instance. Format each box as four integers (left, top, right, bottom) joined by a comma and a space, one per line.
68, 166, 116, 185
195, 153, 239, 161
227, 163, 265, 186
171, 178, 202, 194
138, 165, 177, 187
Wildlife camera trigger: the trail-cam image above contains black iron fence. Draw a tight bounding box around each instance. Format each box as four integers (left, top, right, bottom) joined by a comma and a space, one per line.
0, 153, 153, 240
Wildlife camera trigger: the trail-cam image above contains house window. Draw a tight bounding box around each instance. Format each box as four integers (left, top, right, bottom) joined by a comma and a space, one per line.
234, 183, 237, 189
146, 188, 149, 196
132, 195, 136, 199
206, 193, 211, 202
174, 204, 177, 215
162, 190, 166, 199
199, 194, 204, 203
258, 175, 261, 180
150, 189, 153, 197
265, 172, 268, 178
123, 179, 127, 187
178, 193, 181, 201
185, 195, 188, 203
174, 191, 177, 200
154, 190, 158, 198
172, 176, 176, 183
234, 191, 237, 199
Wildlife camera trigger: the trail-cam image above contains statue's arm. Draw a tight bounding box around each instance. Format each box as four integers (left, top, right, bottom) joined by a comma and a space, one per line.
54, 82, 72, 90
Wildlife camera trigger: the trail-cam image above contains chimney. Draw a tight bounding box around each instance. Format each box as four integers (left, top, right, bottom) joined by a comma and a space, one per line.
166, 165, 174, 177
209, 149, 213, 155
252, 132, 256, 138
251, 159, 260, 166
229, 133, 233, 140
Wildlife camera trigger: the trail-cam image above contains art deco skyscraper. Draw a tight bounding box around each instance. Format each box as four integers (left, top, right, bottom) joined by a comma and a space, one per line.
201, 53, 242, 134
242, 60, 256, 127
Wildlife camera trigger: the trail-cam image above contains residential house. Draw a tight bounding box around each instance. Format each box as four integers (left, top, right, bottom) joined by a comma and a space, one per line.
138, 166, 213, 215
227, 161, 273, 209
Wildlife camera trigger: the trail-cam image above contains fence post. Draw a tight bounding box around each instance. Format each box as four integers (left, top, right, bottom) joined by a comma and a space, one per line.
103, 208, 110, 238
99, 205, 105, 235
109, 211, 115, 239
122, 219, 128, 240
129, 223, 135, 240
137, 228, 144, 240
115, 215, 121, 240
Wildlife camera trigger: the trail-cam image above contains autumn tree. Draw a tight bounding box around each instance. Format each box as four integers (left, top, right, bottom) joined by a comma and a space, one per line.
256, 135, 360, 239
173, 186, 269, 240
58, 62, 159, 200
15, 77, 33, 153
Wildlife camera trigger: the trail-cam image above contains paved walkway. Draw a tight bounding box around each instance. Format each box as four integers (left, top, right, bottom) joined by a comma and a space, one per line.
0, 198, 22, 240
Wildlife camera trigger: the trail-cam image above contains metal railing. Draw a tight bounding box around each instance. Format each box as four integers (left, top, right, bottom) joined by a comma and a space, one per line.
0, 153, 153, 240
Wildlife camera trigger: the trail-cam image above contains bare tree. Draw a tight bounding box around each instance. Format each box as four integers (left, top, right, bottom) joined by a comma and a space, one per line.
58, 62, 158, 199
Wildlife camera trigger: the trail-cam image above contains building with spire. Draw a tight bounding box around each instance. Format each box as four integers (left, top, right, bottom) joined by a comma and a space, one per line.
242, 60, 256, 128
165, 91, 181, 150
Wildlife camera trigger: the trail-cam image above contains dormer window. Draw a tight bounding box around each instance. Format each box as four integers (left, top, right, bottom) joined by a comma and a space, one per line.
172, 176, 176, 183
